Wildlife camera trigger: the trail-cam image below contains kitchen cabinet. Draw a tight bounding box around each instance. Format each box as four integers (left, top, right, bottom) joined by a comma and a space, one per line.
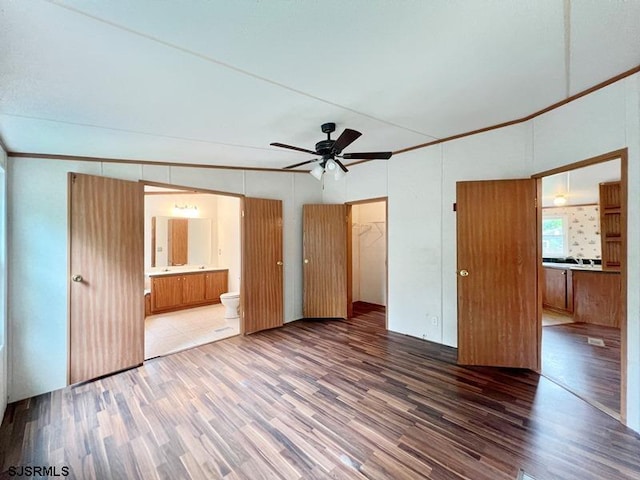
543, 266, 573, 313
572, 270, 621, 327
150, 269, 228, 314
599, 181, 622, 272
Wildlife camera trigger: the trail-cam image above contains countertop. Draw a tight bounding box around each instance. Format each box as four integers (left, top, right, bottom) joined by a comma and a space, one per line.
542, 262, 617, 273
146, 266, 229, 277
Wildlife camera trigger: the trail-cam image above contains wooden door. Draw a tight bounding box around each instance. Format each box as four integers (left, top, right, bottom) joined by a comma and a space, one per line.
303, 204, 348, 318
242, 197, 283, 334
456, 179, 539, 369
69, 173, 144, 384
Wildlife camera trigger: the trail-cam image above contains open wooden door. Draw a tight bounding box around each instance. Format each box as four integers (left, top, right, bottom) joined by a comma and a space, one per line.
69, 173, 144, 384
242, 197, 284, 334
456, 179, 539, 369
303, 204, 348, 318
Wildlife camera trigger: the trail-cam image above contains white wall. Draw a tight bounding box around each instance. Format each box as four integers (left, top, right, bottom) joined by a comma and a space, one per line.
326, 73, 640, 432
217, 195, 241, 293
0, 145, 7, 422
7, 159, 321, 402
352, 201, 386, 305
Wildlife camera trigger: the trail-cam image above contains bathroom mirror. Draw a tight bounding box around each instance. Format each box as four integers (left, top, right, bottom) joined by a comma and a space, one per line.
151, 216, 213, 267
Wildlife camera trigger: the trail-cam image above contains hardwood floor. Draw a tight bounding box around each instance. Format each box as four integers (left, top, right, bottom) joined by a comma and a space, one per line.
1, 313, 640, 479
542, 322, 621, 415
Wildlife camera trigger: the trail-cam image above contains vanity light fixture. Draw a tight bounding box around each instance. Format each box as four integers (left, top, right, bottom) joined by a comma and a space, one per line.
172, 203, 199, 218
553, 194, 568, 206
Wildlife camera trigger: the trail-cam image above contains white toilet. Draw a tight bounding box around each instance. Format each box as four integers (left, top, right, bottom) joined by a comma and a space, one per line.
220, 292, 240, 319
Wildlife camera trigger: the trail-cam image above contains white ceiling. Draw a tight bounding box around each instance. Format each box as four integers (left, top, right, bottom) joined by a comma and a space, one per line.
1, 1, 639, 170
541, 158, 621, 207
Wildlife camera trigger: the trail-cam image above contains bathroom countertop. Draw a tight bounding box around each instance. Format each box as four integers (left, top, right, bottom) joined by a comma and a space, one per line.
146, 266, 228, 277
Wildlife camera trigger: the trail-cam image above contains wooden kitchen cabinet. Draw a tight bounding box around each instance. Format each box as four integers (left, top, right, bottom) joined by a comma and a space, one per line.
599, 181, 622, 272
543, 267, 573, 313
572, 270, 621, 327
150, 269, 228, 314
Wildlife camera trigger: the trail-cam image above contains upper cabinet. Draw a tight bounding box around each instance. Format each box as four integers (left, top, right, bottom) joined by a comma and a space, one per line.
599, 181, 622, 272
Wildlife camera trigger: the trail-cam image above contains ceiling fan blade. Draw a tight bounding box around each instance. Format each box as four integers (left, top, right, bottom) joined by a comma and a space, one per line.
342, 151, 393, 160
331, 128, 362, 154
334, 159, 349, 173
283, 158, 317, 169
270, 142, 317, 155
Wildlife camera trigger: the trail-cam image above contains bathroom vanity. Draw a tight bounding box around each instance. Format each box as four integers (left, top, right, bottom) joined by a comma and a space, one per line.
147, 267, 228, 314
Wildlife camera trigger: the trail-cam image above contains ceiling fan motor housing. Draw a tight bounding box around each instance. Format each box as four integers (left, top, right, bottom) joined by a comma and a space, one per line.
321, 122, 336, 134
315, 139, 335, 156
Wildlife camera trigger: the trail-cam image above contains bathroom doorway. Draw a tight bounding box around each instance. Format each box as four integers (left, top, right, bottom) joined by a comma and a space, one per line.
143, 184, 242, 359
348, 198, 388, 329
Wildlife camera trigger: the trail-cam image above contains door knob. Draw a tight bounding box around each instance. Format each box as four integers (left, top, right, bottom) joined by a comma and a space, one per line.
72, 274, 83, 283
304, 259, 309, 264
458, 270, 469, 277
277, 261, 283, 266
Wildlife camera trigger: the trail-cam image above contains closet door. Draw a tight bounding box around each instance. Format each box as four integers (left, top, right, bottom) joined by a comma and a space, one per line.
303, 204, 348, 318
69, 173, 144, 384
242, 197, 284, 334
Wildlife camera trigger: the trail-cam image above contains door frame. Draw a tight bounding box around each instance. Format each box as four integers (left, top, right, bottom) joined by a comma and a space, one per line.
141, 181, 246, 334
532, 148, 628, 422
345, 197, 388, 328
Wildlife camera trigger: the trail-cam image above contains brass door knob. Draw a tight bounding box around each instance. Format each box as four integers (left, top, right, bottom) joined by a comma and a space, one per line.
304, 259, 309, 264
72, 274, 83, 283
277, 261, 283, 266
458, 270, 469, 277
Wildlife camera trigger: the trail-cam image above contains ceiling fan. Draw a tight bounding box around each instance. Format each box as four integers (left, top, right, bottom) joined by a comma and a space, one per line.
271, 123, 393, 180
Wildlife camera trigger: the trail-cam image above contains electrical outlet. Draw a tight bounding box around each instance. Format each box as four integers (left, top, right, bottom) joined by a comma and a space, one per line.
431, 316, 438, 326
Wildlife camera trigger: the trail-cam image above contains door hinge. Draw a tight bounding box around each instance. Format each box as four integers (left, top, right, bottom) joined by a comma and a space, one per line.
241, 210, 245, 217
534, 197, 537, 208
452, 202, 457, 212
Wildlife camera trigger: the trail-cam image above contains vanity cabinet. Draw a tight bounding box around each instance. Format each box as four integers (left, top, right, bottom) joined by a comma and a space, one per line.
542, 266, 573, 313
205, 271, 228, 302
150, 269, 228, 314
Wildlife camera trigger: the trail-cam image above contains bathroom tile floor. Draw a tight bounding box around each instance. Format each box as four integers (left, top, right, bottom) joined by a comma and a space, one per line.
144, 304, 240, 359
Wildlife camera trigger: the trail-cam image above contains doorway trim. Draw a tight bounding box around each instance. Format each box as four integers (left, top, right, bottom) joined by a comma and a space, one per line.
532, 147, 628, 422
345, 197, 389, 328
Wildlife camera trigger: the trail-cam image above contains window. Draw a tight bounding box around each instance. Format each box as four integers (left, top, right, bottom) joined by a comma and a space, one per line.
542, 215, 568, 258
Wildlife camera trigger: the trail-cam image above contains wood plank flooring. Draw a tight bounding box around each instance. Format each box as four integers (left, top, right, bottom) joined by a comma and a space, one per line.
1, 311, 640, 479
542, 321, 621, 415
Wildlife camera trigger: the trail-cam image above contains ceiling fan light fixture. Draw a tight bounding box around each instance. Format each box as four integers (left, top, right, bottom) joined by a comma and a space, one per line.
325, 159, 337, 171
334, 166, 346, 181
310, 164, 324, 181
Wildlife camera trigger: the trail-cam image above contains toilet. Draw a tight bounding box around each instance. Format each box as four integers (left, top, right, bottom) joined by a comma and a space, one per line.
220, 292, 240, 319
